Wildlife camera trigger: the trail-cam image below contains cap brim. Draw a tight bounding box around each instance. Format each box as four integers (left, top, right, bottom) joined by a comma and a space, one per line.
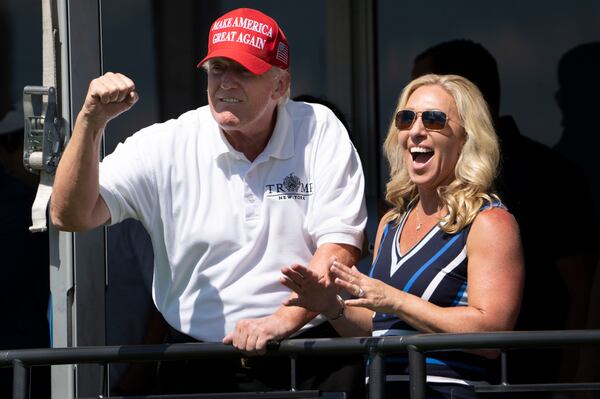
197, 48, 272, 75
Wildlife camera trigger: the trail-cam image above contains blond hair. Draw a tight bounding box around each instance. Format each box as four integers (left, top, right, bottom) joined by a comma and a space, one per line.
383, 74, 500, 233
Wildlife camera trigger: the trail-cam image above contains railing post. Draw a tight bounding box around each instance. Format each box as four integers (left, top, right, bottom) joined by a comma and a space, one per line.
500, 350, 508, 385
408, 345, 426, 399
368, 347, 385, 399
12, 359, 30, 399
290, 355, 297, 391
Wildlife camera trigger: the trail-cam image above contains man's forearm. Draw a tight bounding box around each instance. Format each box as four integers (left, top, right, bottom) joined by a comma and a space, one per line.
51, 73, 138, 231
51, 112, 106, 231
272, 304, 318, 337
308, 242, 361, 277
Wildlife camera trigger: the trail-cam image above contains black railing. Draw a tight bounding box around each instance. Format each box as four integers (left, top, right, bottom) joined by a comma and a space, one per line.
2, 330, 600, 398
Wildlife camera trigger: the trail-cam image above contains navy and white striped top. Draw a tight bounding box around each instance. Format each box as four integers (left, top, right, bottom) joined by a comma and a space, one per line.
369, 203, 502, 385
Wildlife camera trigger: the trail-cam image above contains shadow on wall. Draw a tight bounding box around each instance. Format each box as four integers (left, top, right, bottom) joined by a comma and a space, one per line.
555, 42, 600, 385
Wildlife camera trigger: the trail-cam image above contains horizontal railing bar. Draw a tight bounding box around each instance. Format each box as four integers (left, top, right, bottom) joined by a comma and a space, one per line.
79, 390, 324, 398
475, 382, 600, 393
278, 330, 600, 354
2, 330, 600, 368
1, 342, 247, 367
395, 330, 600, 351
0, 337, 380, 367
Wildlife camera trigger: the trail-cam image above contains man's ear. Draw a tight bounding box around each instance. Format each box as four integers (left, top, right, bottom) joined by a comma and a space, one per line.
272, 71, 290, 100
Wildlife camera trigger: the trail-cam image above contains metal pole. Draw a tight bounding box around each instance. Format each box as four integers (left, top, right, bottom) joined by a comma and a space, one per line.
290, 355, 297, 391
501, 350, 508, 385
368, 349, 385, 399
12, 359, 30, 399
408, 345, 426, 399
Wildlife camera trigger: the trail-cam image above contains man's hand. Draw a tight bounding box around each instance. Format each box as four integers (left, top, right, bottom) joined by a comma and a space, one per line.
222, 314, 294, 356
51, 72, 139, 231
223, 244, 360, 355
81, 72, 138, 131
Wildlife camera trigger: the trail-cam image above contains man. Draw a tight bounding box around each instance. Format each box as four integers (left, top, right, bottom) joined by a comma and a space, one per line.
51, 7, 367, 396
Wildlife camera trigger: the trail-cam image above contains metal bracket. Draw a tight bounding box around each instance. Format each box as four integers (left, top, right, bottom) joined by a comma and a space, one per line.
23, 86, 68, 174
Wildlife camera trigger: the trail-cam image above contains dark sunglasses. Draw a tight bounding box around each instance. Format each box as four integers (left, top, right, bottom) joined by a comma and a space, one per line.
395, 110, 449, 131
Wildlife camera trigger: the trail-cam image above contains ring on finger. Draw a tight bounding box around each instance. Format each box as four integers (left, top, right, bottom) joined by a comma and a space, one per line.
356, 286, 365, 298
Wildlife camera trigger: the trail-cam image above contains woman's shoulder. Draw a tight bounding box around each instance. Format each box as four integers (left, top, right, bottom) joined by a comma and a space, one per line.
471, 201, 519, 237
467, 200, 523, 267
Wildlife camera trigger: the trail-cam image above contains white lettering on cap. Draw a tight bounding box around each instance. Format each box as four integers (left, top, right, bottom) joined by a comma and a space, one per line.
232, 16, 273, 38
212, 30, 238, 44
236, 33, 266, 50
212, 17, 233, 31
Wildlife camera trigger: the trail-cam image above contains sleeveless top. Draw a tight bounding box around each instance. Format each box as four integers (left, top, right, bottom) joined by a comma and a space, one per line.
369, 202, 503, 386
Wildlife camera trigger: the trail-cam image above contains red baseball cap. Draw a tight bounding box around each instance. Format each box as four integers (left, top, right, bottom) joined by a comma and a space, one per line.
198, 8, 290, 75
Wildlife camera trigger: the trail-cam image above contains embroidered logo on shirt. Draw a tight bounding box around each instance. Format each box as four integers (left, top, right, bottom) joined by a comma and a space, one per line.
265, 173, 313, 200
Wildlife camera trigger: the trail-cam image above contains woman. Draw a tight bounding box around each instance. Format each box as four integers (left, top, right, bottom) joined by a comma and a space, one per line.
281, 74, 524, 398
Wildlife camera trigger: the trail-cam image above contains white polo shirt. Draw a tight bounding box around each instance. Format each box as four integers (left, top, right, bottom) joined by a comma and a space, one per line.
99, 100, 367, 342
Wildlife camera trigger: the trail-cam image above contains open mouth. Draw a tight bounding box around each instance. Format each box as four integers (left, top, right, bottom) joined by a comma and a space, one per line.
410, 146, 434, 165
220, 98, 241, 103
